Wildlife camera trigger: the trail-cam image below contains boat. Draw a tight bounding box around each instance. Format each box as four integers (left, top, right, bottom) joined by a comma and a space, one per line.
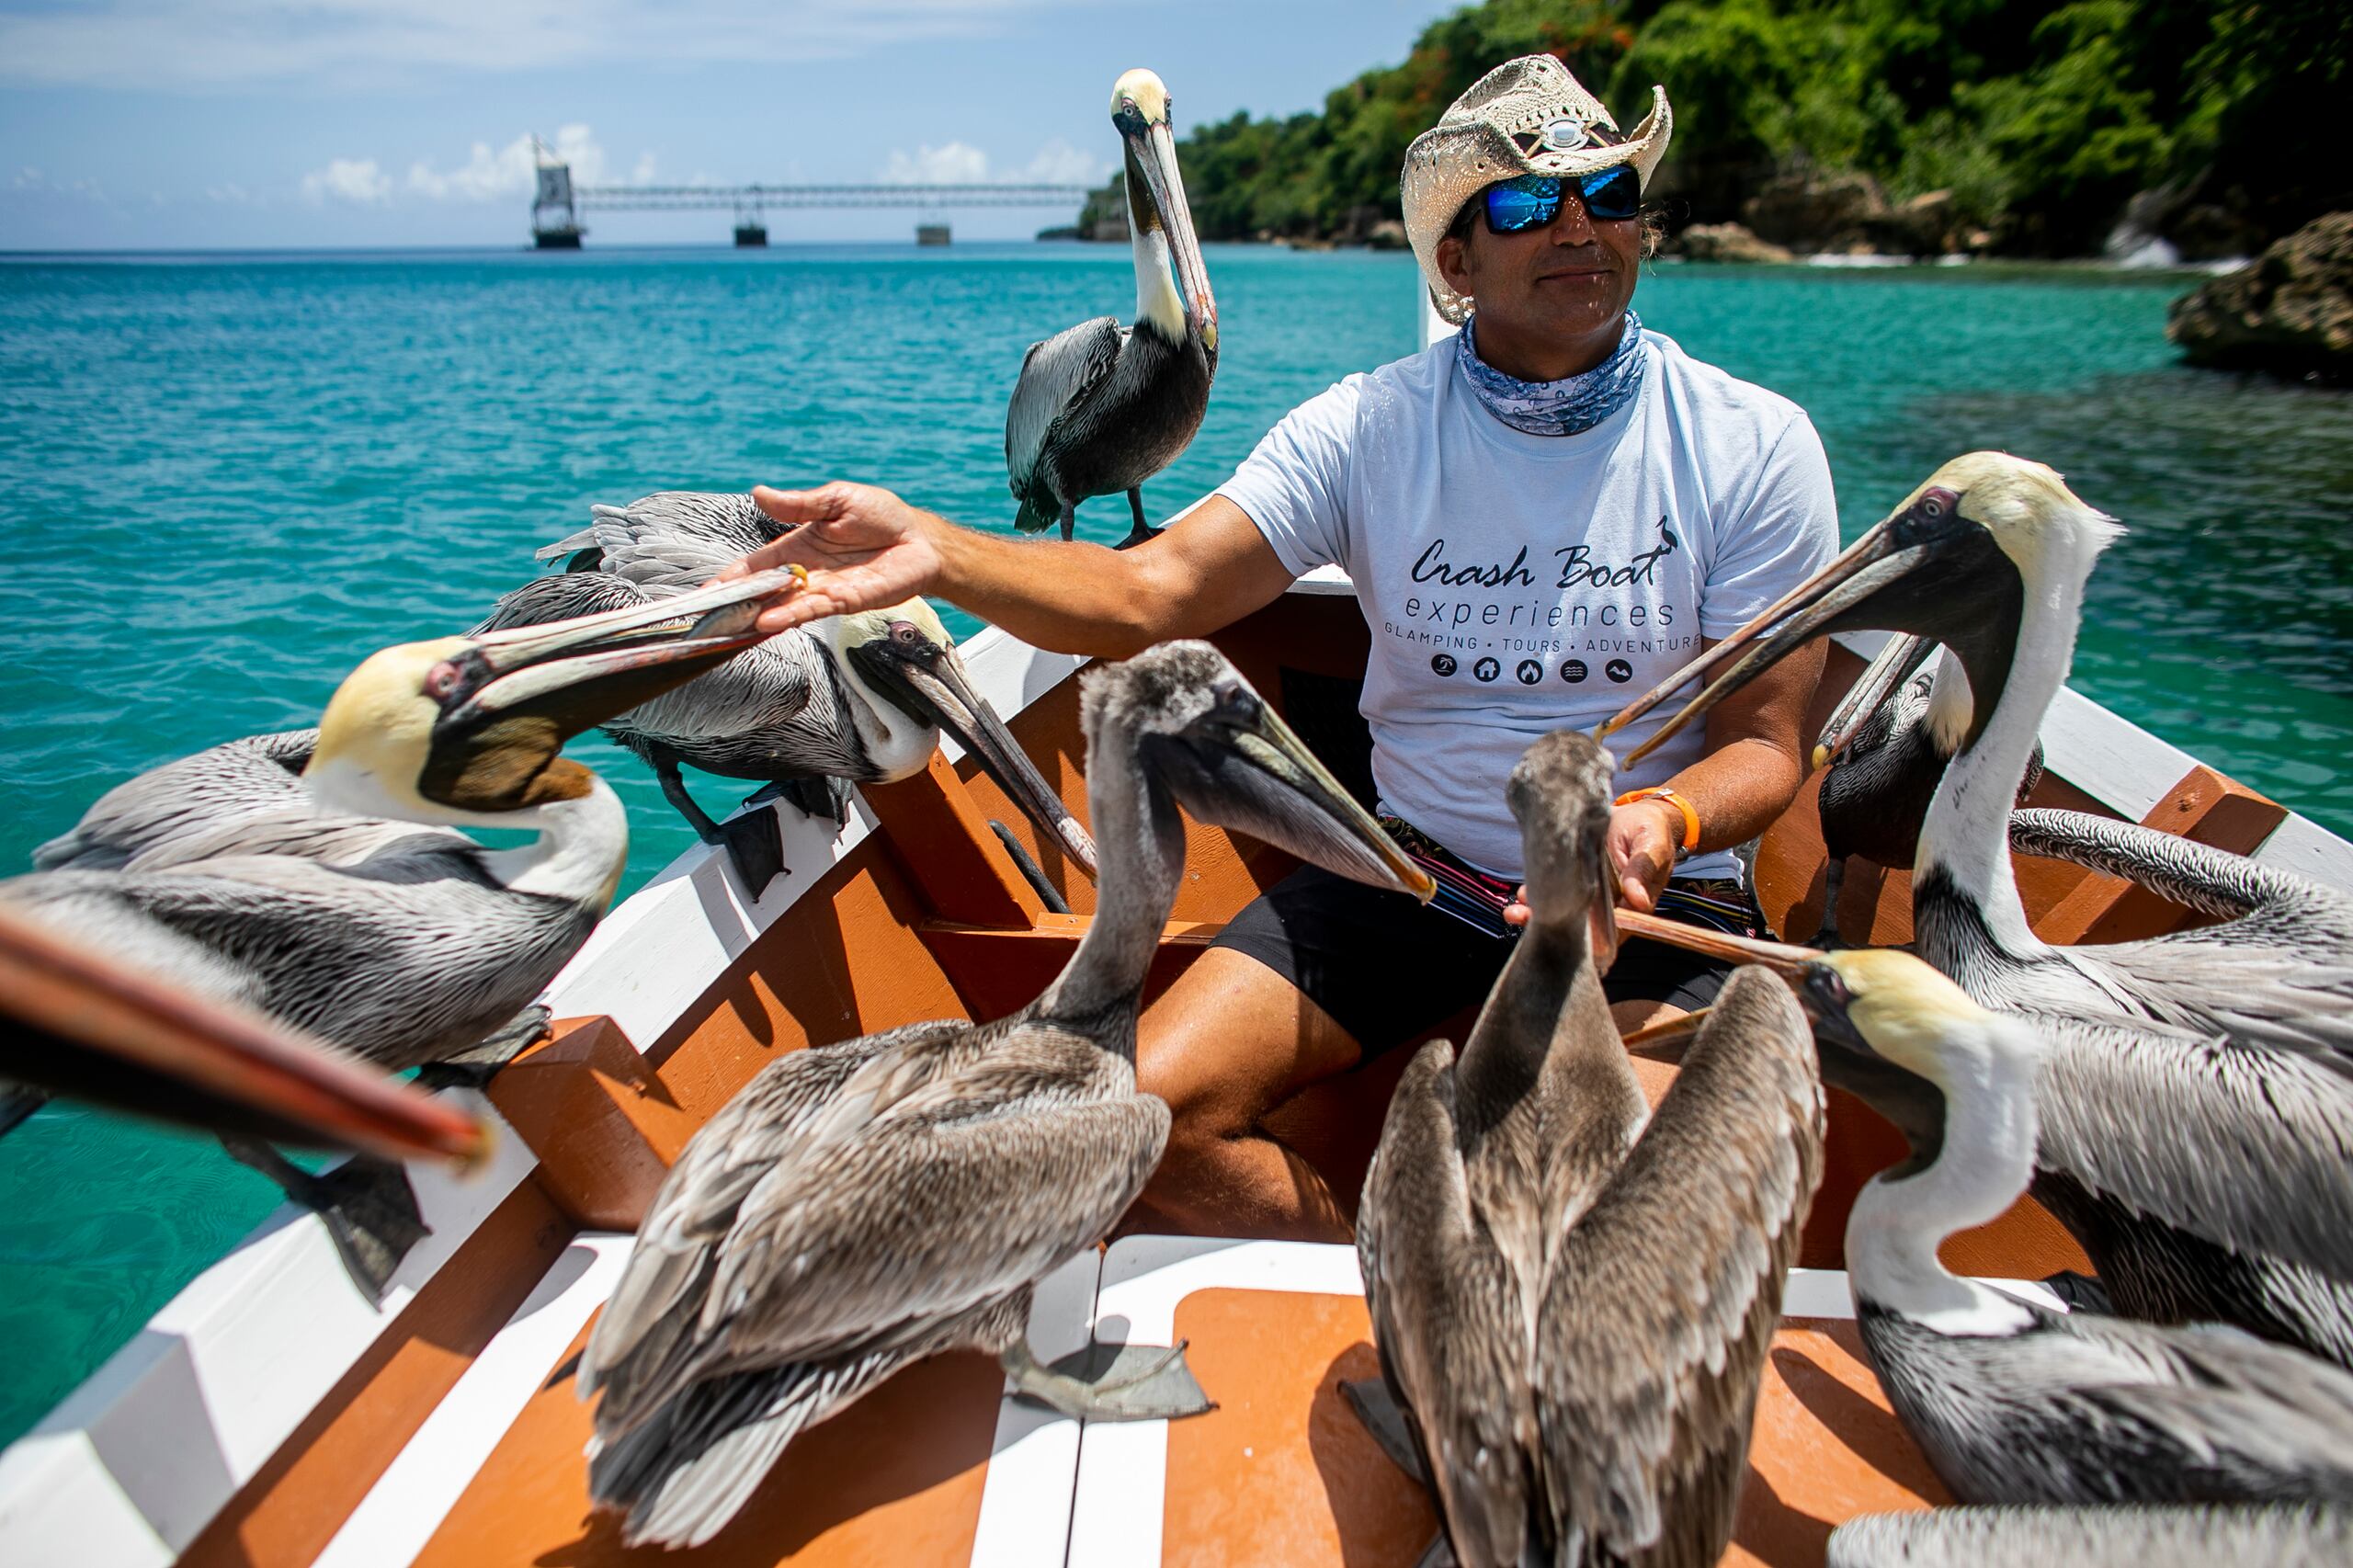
4, 298, 2349, 1568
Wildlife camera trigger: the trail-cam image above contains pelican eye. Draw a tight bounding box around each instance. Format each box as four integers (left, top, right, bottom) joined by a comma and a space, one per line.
890, 621, 925, 646
425, 659, 470, 700
1893, 485, 1961, 544
1805, 964, 1856, 1014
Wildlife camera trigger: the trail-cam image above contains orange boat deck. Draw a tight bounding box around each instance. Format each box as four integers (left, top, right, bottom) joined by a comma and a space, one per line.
173, 595, 2287, 1568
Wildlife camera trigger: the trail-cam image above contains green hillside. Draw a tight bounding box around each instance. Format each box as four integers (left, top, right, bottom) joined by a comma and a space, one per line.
1093, 0, 2347, 256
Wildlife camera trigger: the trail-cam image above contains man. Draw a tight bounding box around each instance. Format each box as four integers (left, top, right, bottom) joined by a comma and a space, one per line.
722, 56, 1836, 1242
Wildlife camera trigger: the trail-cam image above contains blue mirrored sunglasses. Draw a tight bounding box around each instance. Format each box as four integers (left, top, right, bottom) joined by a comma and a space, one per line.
1483, 167, 1643, 232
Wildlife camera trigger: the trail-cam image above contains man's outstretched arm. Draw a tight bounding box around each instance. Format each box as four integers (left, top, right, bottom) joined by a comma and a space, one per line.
720, 483, 1298, 659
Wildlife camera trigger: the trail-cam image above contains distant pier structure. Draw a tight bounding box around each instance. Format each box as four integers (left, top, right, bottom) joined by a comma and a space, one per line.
528, 144, 1090, 249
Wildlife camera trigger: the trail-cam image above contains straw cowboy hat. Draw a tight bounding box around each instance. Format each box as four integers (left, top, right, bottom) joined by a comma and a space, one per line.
1402, 55, 1673, 324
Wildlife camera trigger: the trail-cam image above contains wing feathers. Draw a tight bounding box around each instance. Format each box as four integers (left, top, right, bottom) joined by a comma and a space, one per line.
1537, 968, 1825, 1559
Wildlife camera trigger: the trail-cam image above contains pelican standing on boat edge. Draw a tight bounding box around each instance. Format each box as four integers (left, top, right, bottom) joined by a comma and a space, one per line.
4, 569, 805, 1299
479, 490, 1098, 895
575, 642, 1432, 1551
1006, 67, 1217, 548
1599, 452, 2353, 1367
1353, 730, 1824, 1568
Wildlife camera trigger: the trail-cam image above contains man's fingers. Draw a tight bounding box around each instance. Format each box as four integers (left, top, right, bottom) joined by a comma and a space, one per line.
752, 483, 847, 528
747, 560, 899, 634
1619, 871, 1659, 915
754, 584, 848, 635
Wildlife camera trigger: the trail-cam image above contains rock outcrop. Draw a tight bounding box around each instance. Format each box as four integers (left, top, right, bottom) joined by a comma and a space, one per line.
1677, 222, 1793, 264
2168, 213, 2353, 378
1742, 170, 1889, 252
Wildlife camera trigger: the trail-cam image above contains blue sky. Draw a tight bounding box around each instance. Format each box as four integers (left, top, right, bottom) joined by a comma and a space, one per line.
0, 0, 1464, 250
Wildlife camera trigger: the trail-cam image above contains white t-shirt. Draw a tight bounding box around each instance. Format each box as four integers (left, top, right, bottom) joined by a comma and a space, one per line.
1216, 327, 1837, 882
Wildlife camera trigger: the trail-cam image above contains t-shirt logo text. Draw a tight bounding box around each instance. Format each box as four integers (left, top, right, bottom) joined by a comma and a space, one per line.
1553, 520, 1680, 589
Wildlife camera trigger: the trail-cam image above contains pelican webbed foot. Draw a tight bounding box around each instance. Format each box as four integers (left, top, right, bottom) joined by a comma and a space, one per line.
414, 1002, 552, 1092
745, 774, 853, 827
1340, 1377, 1430, 1485
647, 751, 787, 892
220, 1137, 429, 1306
1002, 1338, 1215, 1422
714, 810, 786, 894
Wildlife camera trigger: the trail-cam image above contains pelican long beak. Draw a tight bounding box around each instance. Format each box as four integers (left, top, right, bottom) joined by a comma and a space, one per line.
1124, 112, 1217, 353
1814, 633, 1938, 769
1620, 1006, 1709, 1051
0, 904, 488, 1165
1596, 488, 2019, 768
437, 567, 807, 739
847, 624, 1101, 880
1605, 919, 1953, 1153
1615, 907, 1823, 980
1160, 687, 1434, 901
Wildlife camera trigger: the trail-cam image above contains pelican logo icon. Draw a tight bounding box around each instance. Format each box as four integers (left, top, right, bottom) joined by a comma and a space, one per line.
1516, 660, 1542, 685
1430, 653, 1458, 677
1540, 117, 1589, 153
1473, 656, 1501, 683
1606, 659, 1634, 683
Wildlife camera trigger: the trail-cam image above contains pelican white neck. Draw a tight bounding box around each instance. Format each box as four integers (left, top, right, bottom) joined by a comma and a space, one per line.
1915, 479, 2120, 954
1846, 1007, 2045, 1336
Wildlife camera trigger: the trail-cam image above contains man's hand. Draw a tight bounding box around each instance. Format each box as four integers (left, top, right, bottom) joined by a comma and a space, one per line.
1606, 798, 1681, 914
716, 483, 945, 635
1501, 798, 1679, 931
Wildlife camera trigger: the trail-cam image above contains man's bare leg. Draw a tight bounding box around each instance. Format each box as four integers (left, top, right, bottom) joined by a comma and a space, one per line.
1129, 949, 1365, 1244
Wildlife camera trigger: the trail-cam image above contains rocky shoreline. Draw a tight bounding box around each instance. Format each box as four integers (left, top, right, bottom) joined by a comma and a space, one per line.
2167, 215, 2353, 381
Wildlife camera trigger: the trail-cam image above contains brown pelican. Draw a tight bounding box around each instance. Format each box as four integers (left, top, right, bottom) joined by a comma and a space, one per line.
6, 569, 801, 1298
1006, 67, 1216, 548
1353, 730, 1824, 1568
1830, 1502, 2353, 1568
1767, 949, 2353, 1508
1598, 454, 2353, 1365
1624, 892, 2353, 1370
578, 642, 1432, 1549
483, 490, 1096, 893
1810, 635, 2042, 941
0, 901, 488, 1167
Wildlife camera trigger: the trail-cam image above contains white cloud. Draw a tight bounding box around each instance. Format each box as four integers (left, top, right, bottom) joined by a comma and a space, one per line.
879, 137, 1109, 187
0, 1, 1078, 91
881, 142, 991, 185
308, 125, 651, 207
1017, 137, 1110, 185
11, 167, 110, 202
301, 158, 393, 205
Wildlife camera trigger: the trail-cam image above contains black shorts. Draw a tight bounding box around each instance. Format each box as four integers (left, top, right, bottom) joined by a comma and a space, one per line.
1212, 864, 1753, 1061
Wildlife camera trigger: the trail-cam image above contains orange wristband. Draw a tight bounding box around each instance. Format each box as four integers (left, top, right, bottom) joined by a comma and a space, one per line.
1615, 787, 1701, 853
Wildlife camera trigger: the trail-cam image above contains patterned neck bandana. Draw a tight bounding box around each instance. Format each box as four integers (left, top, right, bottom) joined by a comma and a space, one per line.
1458, 310, 1646, 436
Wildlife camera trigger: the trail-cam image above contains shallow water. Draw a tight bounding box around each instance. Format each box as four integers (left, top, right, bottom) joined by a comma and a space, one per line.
0, 245, 2347, 1442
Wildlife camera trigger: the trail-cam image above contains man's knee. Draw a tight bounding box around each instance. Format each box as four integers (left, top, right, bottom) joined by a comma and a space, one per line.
1136, 949, 1359, 1154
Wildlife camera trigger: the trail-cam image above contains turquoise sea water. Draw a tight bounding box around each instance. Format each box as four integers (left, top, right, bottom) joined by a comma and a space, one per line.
1, 244, 2348, 1442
